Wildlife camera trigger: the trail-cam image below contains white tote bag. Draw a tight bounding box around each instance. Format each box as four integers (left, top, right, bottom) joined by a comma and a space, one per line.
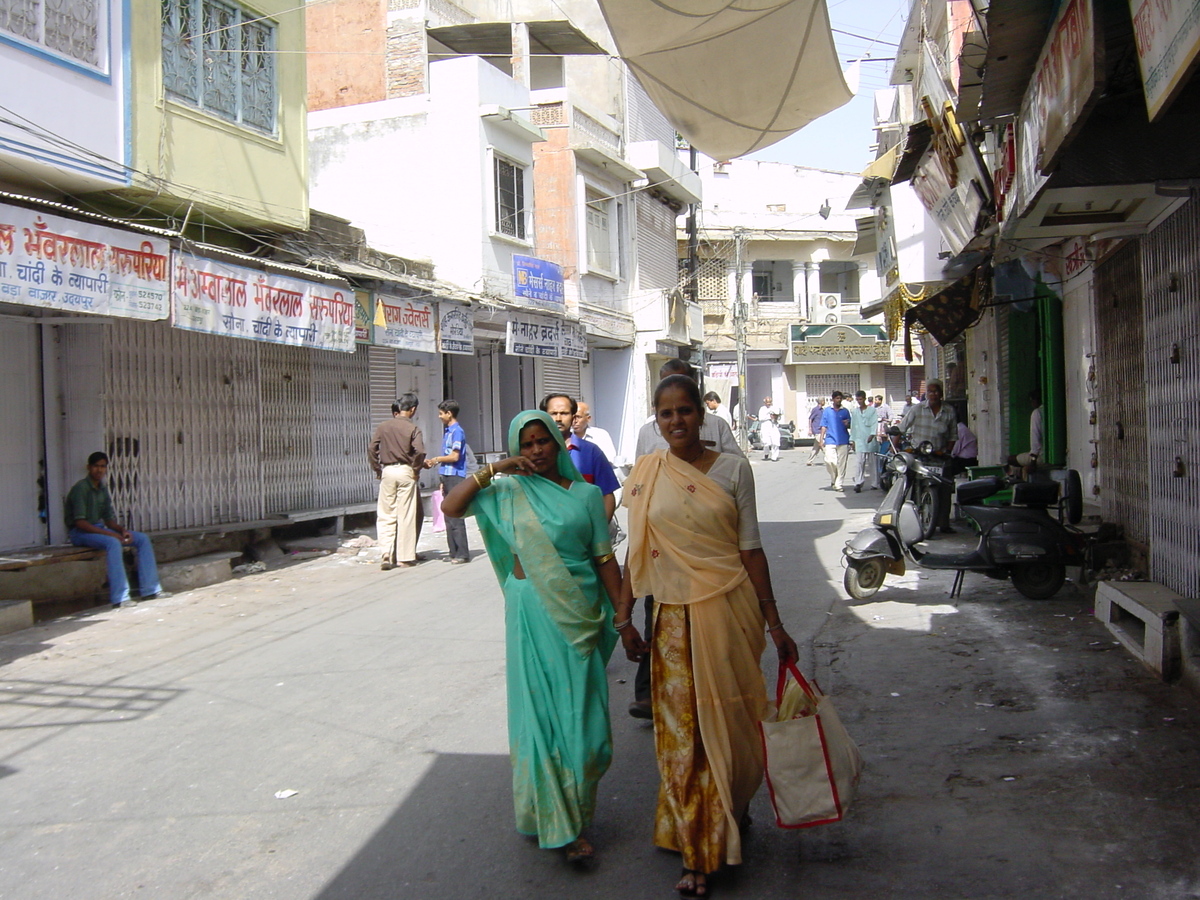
760, 662, 863, 828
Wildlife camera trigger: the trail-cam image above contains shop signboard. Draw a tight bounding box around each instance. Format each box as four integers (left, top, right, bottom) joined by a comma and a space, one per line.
0, 204, 169, 319
1130, 0, 1200, 120
172, 252, 355, 352
560, 320, 587, 360
354, 290, 373, 343
506, 311, 561, 358
513, 255, 565, 312
438, 303, 474, 355
789, 324, 892, 364
374, 294, 436, 354
1016, 0, 1102, 215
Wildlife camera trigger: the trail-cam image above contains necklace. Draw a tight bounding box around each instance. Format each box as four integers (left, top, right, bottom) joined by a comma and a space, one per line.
675, 444, 706, 465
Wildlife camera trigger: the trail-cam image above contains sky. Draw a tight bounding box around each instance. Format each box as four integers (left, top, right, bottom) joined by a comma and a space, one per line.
748, 0, 911, 174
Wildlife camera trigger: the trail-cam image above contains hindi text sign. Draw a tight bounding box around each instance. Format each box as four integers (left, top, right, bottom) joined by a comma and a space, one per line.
374, 294, 436, 353
513, 256, 565, 312
506, 312, 561, 358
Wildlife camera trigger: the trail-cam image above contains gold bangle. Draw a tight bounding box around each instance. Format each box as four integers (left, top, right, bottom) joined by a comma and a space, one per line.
473, 470, 492, 489
487, 463, 496, 479
595, 552, 616, 565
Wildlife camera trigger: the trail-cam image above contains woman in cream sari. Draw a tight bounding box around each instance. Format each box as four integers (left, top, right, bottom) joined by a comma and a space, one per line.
615, 375, 798, 898
441, 410, 621, 863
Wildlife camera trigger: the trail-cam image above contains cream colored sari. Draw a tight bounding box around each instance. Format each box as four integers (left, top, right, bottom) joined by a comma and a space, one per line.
624, 450, 767, 872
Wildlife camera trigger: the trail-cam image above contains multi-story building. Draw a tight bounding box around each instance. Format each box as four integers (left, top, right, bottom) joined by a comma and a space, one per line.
306, 0, 700, 464
686, 159, 912, 431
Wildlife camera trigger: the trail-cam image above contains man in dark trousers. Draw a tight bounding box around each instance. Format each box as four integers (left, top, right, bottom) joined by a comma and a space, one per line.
368, 393, 426, 569
67, 452, 170, 608
425, 399, 470, 564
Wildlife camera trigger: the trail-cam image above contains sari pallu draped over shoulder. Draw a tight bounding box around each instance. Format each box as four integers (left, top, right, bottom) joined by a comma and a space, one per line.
625, 450, 768, 866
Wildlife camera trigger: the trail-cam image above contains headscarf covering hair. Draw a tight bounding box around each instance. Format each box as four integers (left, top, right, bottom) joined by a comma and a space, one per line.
507, 409, 585, 484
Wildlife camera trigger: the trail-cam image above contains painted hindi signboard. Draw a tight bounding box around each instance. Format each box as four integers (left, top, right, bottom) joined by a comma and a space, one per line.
438, 303, 474, 355
506, 311, 561, 358
0, 204, 169, 319
374, 294, 436, 353
513, 255, 565, 312
1129, 0, 1200, 120
172, 252, 355, 353
559, 319, 587, 360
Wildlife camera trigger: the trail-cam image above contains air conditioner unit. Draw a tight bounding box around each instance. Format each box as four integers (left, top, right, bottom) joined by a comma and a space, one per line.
812, 292, 841, 323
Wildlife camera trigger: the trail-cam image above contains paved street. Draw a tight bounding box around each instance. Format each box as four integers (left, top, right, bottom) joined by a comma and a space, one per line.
2, 451, 1200, 899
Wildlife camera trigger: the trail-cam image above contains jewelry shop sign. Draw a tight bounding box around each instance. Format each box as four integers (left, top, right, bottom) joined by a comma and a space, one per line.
374, 294, 436, 354
507, 311, 561, 358
172, 252, 355, 353
0, 205, 169, 319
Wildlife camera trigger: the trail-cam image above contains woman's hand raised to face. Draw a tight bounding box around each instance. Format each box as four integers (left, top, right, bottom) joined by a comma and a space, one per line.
496, 456, 536, 476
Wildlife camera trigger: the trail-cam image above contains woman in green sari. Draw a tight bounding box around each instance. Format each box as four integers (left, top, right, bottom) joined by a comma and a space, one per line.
440, 410, 621, 862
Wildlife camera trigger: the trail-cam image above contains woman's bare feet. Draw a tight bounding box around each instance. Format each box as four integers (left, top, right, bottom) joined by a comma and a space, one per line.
564, 837, 594, 864
676, 869, 709, 898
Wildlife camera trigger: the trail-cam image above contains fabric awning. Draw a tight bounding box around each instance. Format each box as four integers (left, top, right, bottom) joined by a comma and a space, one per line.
902, 265, 990, 358
595, 0, 853, 160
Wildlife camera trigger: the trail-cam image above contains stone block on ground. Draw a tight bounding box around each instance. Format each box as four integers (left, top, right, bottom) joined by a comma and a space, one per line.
0, 600, 33, 635
246, 538, 285, 563
157, 551, 240, 593
1094, 580, 1181, 680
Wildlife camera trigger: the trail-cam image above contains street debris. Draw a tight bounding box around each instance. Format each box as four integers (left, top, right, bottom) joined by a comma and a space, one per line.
274, 789, 298, 799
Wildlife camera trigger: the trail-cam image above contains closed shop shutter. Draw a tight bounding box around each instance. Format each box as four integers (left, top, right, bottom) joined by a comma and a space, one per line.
368, 345, 398, 428
536, 357, 582, 401
1142, 198, 1200, 594
996, 303, 1011, 454
0, 320, 44, 549
1094, 239, 1148, 546
883, 366, 908, 413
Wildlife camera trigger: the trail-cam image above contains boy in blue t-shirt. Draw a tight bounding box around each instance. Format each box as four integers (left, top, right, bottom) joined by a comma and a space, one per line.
819, 391, 853, 491
426, 399, 470, 563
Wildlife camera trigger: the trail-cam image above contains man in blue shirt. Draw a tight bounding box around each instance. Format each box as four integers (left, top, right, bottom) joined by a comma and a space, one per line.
541, 393, 620, 521
425, 399, 470, 564
819, 391, 852, 490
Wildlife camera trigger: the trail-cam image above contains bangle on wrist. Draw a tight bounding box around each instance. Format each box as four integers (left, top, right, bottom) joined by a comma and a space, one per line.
766, 622, 785, 633
613, 618, 632, 631
758, 598, 776, 604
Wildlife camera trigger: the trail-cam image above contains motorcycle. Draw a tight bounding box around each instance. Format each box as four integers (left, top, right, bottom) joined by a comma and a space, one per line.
842, 452, 1086, 602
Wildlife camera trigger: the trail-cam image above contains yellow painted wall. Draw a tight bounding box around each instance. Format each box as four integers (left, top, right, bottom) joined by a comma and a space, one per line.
128, 0, 308, 231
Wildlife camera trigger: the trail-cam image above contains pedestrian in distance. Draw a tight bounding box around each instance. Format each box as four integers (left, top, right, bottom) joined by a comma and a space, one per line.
66, 452, 171, 608
613, 374, 798, 899
819, 391, 852, 490
440, 410, 621, 865
703, 391, 733, 428
848, 390, 879, 492
368, 393, 426, 569
542, 393, 621, 521
806, 397, 826, 465
757, 395, 782, 461
900, 379, 957, 533
572, 401, 620, 468
424, 399, 470, 564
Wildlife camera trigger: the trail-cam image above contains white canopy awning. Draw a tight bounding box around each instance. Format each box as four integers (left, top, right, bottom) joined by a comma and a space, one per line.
596, 0, 853, 160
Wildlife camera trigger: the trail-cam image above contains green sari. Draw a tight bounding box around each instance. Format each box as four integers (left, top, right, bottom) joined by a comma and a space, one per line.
468, 410, 617, 848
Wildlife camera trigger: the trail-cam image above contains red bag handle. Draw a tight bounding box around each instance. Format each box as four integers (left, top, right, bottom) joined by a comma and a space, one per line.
775, 661, 821, 707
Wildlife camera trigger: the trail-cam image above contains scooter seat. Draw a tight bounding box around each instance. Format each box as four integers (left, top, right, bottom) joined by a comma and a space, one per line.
1012, 481, 1059, 507
956, 476, 1005, 506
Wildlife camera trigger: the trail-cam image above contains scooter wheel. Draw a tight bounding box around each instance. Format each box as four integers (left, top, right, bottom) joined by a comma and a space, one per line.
1011, 562, 1066, 600
844, 558, 886, 601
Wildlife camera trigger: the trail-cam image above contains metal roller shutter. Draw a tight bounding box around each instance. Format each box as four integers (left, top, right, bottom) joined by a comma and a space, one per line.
536, 357, 582, 402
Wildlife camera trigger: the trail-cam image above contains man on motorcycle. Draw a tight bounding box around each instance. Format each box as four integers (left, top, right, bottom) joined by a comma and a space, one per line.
900, 380, 957, 533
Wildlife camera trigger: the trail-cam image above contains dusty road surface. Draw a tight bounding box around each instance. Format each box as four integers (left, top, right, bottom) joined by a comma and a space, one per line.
1, 451, 1198, 899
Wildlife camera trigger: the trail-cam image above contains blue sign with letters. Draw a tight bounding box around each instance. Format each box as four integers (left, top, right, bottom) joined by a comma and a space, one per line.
513, 255, 564, 311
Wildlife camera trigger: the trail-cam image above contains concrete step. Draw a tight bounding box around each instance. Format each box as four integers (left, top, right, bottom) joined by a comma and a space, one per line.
1094, 581, 1182, 680
157, 551, 241, 594
0, 600, 33, 635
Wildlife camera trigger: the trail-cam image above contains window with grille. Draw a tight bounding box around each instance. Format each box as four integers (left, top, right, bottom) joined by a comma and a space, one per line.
585, 188, 616, 276
1, 0, 104, 70
494, 156, 526, 240
161, 0, 276, 134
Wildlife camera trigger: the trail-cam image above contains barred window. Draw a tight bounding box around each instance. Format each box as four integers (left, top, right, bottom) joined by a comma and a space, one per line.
0, 0, 103, 69
494, 156, 526, 240
161, 0, 276, 134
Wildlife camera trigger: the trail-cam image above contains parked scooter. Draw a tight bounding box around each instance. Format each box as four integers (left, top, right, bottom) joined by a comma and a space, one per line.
877, 426, 949, 539
842, 453, 1086, 601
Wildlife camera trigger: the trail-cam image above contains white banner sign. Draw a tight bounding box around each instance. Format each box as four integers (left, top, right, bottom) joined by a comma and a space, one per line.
438, 303, 474, 355
559, 320, 587, 360
375, 294, 436, 353
506, 312, 561, 358
172, 252, 355, 353
0, 204, 169, 319
1130, 0, 1200, 120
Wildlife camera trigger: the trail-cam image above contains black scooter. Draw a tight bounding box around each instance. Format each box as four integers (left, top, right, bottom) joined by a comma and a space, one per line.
842, 451, 1085, 601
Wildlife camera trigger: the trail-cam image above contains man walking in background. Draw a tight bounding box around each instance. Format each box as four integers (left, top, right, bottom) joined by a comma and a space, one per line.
425, 399, 470, 565
757, 395, 782, 461
807, 396, 826, 465
369, 393, 425, 570
542, 393, 621, 521
819, 391, 852, 490
848, 390, 879, 493
704, 391, 733, 427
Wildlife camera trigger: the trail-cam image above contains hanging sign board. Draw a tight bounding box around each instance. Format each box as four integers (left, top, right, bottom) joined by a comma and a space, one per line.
506, 311, 561, 358
374, 294, 436, 353
0, 204, 169, 319
513, 255, 565, 312
438, 303, 475, 355
559, 320, 587, 360
172, 252, 355, 352
1129, 0, 1200, 120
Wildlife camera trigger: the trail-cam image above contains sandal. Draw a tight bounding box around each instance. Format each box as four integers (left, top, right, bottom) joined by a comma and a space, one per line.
564, 837, 594, 864
676, 869, 710, 898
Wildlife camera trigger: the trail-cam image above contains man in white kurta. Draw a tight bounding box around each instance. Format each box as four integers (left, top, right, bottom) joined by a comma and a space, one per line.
757, 396, 782, 461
